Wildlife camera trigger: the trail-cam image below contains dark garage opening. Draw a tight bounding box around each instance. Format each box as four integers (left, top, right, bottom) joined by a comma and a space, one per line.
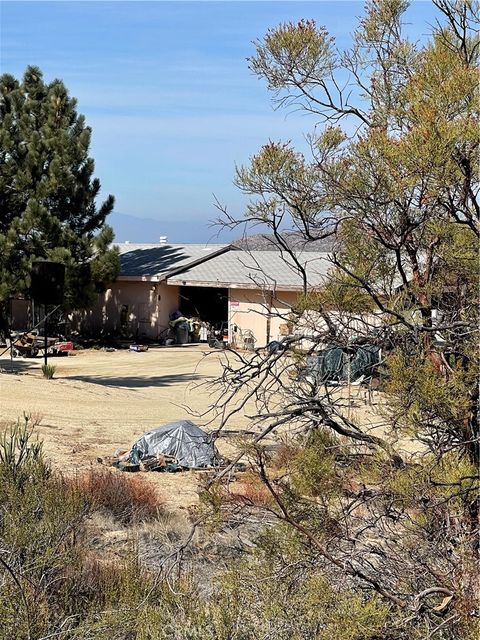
179, 286, 228, 326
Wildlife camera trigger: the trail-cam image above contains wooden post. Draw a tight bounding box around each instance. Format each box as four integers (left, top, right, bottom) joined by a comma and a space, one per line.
44, 304, 48, 367
266, 292, 273, 345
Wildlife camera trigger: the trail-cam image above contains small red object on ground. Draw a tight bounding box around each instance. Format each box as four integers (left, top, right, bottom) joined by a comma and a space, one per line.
53, 341, 74, 353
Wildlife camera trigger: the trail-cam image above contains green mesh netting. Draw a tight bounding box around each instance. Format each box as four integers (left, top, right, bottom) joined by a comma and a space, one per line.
306, 345, 380, 383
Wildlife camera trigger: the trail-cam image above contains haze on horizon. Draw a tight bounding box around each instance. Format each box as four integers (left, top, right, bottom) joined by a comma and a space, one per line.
0, 0, 437, 243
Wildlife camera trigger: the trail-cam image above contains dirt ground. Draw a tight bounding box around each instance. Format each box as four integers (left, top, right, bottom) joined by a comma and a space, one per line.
0, 345, 249, 509
0, 345, 390, 510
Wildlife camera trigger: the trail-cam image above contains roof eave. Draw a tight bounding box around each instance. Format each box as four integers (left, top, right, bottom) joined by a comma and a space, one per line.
165, 278, 307, 292
116, 275, 163, 282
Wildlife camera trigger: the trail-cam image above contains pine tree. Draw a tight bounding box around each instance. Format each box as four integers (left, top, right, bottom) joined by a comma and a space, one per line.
0, 65, 119, 330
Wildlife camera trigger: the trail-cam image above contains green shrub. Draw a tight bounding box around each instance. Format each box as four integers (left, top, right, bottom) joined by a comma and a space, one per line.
0, 420, 89, 638
41, 363, 56, 379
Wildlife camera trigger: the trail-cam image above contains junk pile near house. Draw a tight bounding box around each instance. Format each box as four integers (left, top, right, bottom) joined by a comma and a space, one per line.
10, 330, 74, 358
168, 311, 191, 345
101, 420, 222, 473
206, 321, 229, 349
164, 310, 228, 348
165, 311, 205, 345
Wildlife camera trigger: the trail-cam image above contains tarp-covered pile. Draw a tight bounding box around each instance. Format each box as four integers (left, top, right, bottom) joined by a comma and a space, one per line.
306, 345, 380, 384
128, 420, 218, 469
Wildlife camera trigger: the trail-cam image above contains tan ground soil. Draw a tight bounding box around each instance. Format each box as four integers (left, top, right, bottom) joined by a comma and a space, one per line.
0, 345, 390, 509
0, 345, 248, 508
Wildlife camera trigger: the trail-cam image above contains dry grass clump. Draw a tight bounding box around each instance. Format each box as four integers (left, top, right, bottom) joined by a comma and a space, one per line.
226, 471, 274, 507
75, 468, 164, 524
71, 554, 152, 608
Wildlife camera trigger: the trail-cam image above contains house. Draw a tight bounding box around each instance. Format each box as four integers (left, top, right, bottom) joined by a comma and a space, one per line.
74, 241, 332, 346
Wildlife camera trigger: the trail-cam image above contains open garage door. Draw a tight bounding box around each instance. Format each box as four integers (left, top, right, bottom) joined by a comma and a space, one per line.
178, 286, 228, 327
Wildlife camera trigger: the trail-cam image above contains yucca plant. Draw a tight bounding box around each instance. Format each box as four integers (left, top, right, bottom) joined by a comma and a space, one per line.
41, 363, 56, 379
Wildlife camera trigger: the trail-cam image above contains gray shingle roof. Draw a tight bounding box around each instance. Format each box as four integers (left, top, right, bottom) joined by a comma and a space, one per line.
166, 250, 332, 290
233, 232, 335, 252
116, 243, 227, 278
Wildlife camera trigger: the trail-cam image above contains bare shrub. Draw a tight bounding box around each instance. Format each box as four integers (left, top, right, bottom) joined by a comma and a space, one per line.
74, 468, 164, 524
226, 470, 274, 508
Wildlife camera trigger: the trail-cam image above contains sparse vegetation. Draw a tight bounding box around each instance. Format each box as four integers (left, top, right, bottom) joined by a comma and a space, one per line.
0, 1, 478, 638
41, 363, 56, 379
73, 467, 164, 524
208, 1, 479, 638
0, 420, 402, 639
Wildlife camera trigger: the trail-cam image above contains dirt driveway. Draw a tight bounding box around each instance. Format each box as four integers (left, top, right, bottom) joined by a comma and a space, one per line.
0, 346, 246, 508
0, 345, 393, 509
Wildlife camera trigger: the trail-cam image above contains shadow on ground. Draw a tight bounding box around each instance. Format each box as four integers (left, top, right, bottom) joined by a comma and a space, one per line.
66, 373, 205, 389
0, 358, 38, 374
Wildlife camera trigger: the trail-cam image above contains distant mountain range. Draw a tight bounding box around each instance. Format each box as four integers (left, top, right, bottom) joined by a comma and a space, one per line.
109, 212, 238, 244
109, 213, 335, 252
233, 231, 335, 252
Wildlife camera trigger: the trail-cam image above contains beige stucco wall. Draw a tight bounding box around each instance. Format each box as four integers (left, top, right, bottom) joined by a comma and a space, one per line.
73, 281, 179, 339
229, 288, 299, 347
9, 278, 300, 345
157, 283, 181, 336
73, 280, 299, 345
270, 290, 299, 341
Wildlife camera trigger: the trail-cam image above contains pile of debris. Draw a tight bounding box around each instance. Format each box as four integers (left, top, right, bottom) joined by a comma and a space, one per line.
112, 453, 181, 473
129, 343, 148, 352
101, 420, 221, 473
9, 330, 73, 358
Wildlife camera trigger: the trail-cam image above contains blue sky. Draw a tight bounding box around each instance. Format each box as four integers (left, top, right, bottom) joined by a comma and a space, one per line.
1, 1, 437, 243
